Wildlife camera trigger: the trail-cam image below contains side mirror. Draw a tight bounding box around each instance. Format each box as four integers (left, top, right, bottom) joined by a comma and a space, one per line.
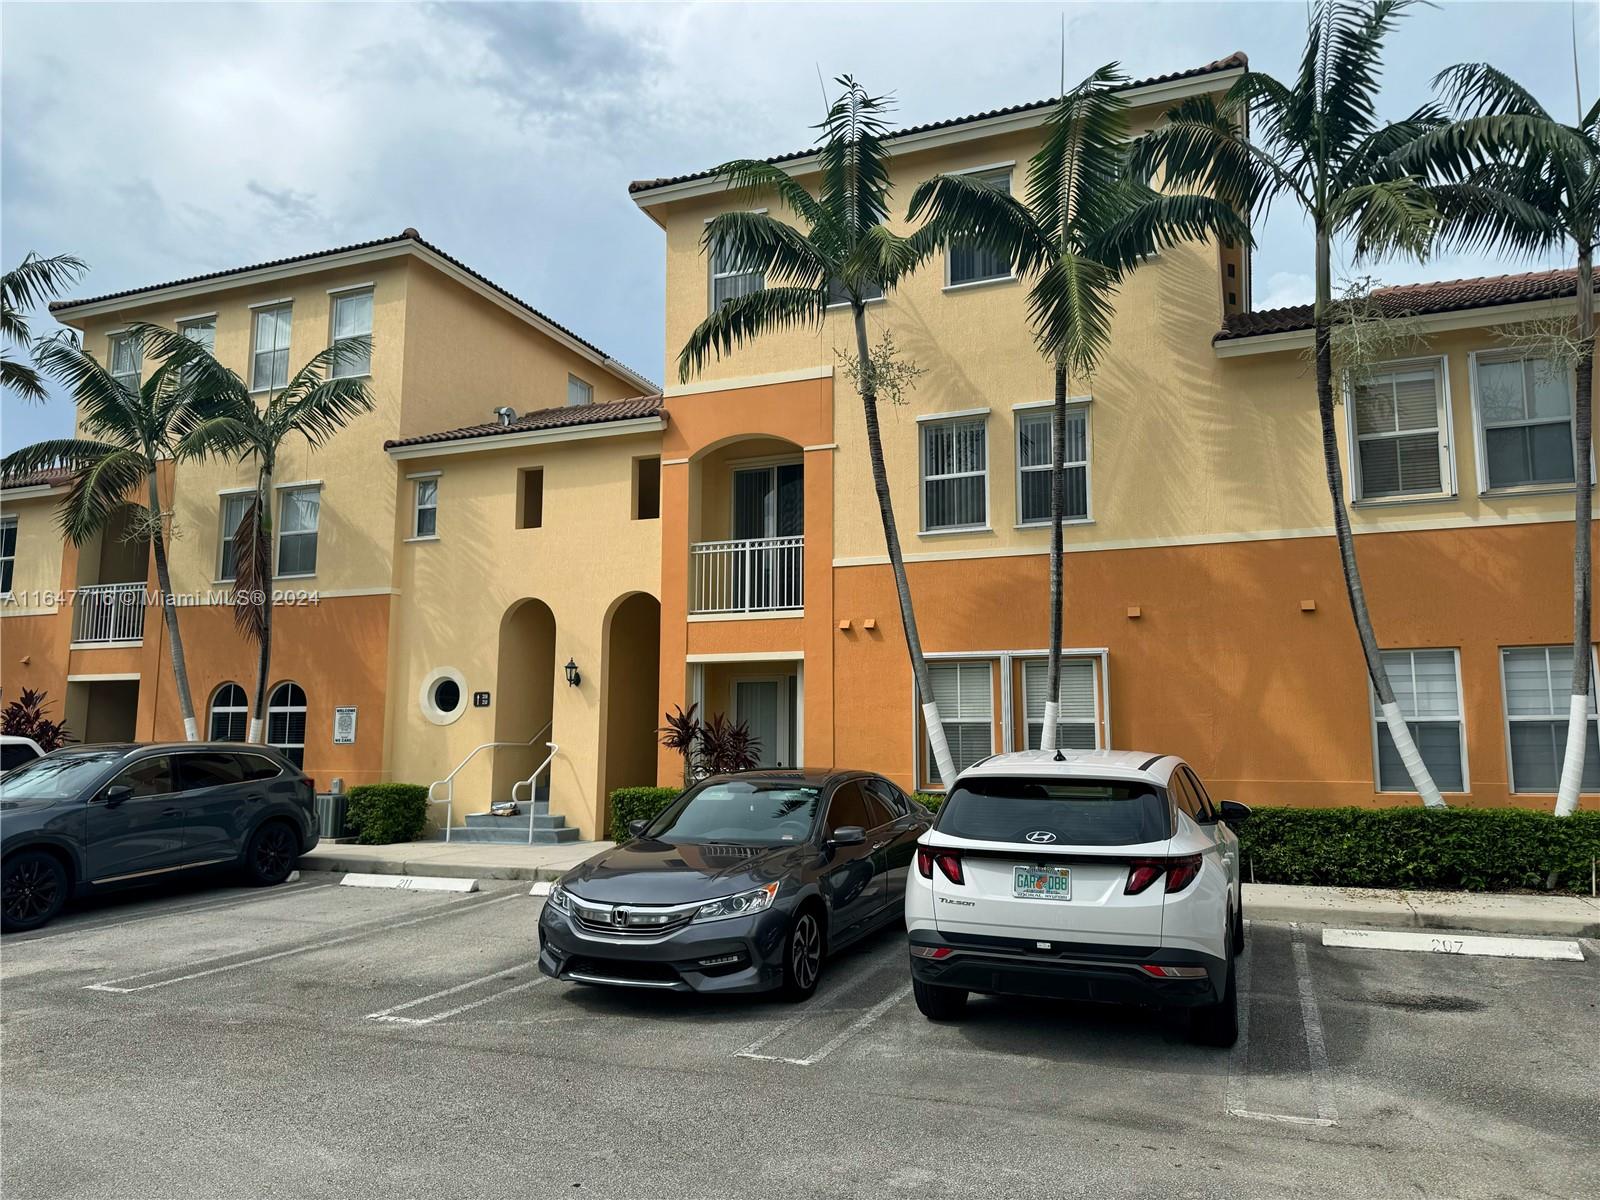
1218, 800, 1251, 824
828, 825, 866, 848
627, 819, 648, 839
103, 784, 134, 809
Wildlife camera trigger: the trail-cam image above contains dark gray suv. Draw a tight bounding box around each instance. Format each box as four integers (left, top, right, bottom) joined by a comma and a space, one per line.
0, 743, 319, 932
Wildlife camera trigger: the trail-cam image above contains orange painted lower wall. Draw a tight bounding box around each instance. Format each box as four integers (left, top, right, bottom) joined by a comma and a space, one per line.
824, 521, 1597, 811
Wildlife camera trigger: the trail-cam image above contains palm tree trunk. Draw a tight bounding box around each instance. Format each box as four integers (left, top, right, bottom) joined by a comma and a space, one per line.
1313, 228, 1444, 808
146, 469, 199, 741
1555, 244, 1594, 817
1041, 356, 1068, 755
853, 304, 957, 787
248, 463, 274, 744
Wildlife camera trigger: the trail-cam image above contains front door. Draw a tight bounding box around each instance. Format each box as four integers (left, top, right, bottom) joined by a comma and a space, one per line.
734, 678, 788, 768
85, 755, 187, 881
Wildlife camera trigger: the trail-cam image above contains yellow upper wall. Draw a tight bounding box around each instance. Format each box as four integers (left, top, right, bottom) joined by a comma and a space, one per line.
0, 490, 68, 612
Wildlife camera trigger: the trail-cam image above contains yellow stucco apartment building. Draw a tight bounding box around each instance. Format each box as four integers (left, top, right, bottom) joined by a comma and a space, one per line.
3, 52, 1595, 842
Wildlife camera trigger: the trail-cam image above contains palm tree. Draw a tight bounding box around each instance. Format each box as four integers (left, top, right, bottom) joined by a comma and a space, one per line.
908, 66, 1249, 752
1411, 64, 1597, 814
1132, 0, 1450, 806
675, 78, 963, 784
0, 329, 205, 738
168, 328, 375, 742
2, 252, 86, 401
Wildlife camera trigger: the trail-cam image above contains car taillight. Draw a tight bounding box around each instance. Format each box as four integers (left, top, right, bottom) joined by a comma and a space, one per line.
1125, 858, 1165, 894
933, 851, 964, 885
916, 846, 934, 878
1164, 854, 1202, 893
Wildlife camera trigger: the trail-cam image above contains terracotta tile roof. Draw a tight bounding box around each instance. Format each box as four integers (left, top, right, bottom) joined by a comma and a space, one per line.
1217, 269, 1584, 342
384, 394, 665, 451
49, 228, 657, 392
0, 466, 74, 492
628, 53, 1247, 196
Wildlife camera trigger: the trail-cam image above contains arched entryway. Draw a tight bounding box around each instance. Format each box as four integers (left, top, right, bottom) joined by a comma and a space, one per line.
492, 597, 557, 805
599, 592, 661, 832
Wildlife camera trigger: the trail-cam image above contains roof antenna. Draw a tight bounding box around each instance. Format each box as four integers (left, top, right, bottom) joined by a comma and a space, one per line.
1054, 748, 1066, 762
1572, 0, 1584, 121
1059, 10, 1066, 96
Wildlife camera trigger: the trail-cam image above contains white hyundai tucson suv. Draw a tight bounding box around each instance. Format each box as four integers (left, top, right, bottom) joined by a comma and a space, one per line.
905, 750, 1249, 1045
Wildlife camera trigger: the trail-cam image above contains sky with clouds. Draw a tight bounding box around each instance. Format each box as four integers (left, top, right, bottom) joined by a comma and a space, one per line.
4, 0, 1595, 450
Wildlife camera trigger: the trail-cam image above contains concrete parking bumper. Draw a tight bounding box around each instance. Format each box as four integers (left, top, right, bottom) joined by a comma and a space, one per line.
298, 839, 611, 883
1244, 882, 1600, 937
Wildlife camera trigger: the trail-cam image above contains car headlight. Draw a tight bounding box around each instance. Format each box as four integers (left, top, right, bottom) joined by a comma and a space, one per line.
691, 882, 780, 924
545, 883, 573, 914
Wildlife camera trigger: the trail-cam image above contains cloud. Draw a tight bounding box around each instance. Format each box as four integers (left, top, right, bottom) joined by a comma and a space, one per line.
246, 181, 321, 229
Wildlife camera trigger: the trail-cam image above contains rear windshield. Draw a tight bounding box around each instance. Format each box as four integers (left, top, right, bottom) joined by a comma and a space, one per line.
936, 776, 1171, 847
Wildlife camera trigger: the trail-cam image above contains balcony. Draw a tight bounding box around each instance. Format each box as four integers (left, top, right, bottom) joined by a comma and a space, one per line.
690, 536, 803, 615
72, 582, 146, 646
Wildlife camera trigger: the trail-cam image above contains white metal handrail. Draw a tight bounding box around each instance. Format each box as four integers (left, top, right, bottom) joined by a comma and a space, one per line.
689, 535, 803, 615
71, 582, 147, 645
427, 721, 551, 842
511, 741, 560, 844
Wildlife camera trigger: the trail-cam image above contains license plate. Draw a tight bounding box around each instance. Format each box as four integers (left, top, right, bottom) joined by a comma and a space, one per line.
1013, 865, 1071, 900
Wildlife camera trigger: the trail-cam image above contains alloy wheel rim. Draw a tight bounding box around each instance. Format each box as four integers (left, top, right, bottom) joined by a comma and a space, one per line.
791, 914, 820, 990
257, 828, 292, 876
3, 860, 58, 921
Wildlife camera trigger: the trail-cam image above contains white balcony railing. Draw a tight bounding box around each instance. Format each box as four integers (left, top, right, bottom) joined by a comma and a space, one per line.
690, 535, 803, 615
72, 582, 146, 645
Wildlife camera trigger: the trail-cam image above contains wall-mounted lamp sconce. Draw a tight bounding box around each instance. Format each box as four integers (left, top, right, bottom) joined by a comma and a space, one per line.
564, 658, 581, 687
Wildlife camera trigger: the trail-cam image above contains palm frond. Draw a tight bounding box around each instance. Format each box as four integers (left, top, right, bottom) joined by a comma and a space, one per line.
1026, 253, 1118, 377
815, 76, 895, 245
677, 286, 826, 382
123, 321, 250, 415
1332, 177, 1439, 261
176, 415, 261, 463
229, 493, 271, 641
56, 447, 149, 545
1316, 0, 1417, 160
905, 172, 1055, 278
1089, 185, 1253, 276
1, 437, 122, 483
1, 352, 48, 403
266, 374, 376, 451
1027, 64, 1130, 248
1428, 180, 1566, 256
701, 210, 829, 290
713, 159, 835, 246
1, 252, 87, 344
30, 333, 140, 442
1433, 61, 1551, 120
1130, 92, 1298, 215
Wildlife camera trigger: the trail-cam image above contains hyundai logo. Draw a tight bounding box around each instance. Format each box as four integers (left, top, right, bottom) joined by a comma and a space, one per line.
1025, 830, 1057, 844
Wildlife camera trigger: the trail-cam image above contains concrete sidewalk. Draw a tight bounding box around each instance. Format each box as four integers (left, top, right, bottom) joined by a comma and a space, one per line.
298, 838, 611, 883
1244, 883, 1600, 937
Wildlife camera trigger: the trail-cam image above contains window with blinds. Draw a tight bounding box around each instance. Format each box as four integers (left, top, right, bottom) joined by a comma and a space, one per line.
1351, 362, 1447, 499
1474, 354, 1577, 490
109, 333, 141, 393
926, 661, 994, 784
1501, 646, 1600, 793
710, 234, 763, 308
1372, 648, 1465, 792
947, 170, 1013, 286
921, 417, 987, 531
1021, 658, 1099, 749
1016, 407, 1088, 525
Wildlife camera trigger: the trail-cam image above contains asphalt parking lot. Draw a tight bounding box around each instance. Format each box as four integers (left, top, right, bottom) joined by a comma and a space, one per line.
2, 874, 1596, 1200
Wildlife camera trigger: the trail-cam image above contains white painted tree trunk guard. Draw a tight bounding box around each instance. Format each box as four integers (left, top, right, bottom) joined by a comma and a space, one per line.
1379, 700, 1446, 808
247, 718, 264, 744
182, 716, 199, 742
923, 701, 957, 789
1554, 692, 1589, 818
1039, 700, 1059, 752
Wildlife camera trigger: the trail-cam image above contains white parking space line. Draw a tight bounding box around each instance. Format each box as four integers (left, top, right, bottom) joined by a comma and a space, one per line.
1292, 925, 1339, 1126
735, 958, 910, 1066
761, 984, 912, 1067
1222, 928, 1255, 1121
4, 882, 317, 943
1226, 923, 1339, 1129
397, 977, 548, 1025
1323, 928, 1586, 961
83, 891, 522, 994
365, 963, 535, 1022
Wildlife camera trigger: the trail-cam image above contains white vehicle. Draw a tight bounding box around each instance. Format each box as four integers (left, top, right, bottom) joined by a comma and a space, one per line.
905, 750, 1248, 1046
0, 735, 45, 777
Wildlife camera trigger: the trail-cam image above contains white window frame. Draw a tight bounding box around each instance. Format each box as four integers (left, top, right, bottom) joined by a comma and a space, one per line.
412, 474, 439, 540
1499, 645, 1600, 795
1014, 399, 1092, 527
266, 681, 307, 767
1344, 356, 1455, 504
918, 410, 990, 535
922, 660, 995, 787
208, 681, 248, 742
943, 163, 1016, 290
251, 303, 293, 393
216, 489, 254, 582
179, 315, 216, 355
1019, 655, 1103, 751
1368, 648, 1469, 795
108, 331, 141, 393
567, 374, 593, 407
1468, 349, 1593, 496
274, 484, 321, 579
706, 209, 767, 313
0, 514, 16, 596
328, 288, 373, 379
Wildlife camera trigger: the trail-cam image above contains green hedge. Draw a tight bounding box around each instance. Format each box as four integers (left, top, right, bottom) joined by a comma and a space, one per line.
609, 787, 683, 842
345, 783, 431, 845
1236, 806, 1600, 894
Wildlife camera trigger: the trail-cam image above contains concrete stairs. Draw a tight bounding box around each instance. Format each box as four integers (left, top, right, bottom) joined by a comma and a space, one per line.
437, 788, 579, 845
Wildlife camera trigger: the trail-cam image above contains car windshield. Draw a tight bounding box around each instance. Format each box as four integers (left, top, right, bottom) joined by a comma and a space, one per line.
0, 752, 122, 801
647, 781, 822, 845
936, 776, 1172, 847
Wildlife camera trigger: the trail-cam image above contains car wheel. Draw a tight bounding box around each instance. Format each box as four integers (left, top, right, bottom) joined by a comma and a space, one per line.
779, 907, 824, 1002
243, 821, 298, 887
912, 977, 968, 1021
1190, 922, 1239, 1047
2, 850, 68, 933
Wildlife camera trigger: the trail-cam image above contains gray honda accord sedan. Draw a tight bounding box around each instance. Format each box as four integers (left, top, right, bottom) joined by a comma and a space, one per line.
538, 770, 931, 1000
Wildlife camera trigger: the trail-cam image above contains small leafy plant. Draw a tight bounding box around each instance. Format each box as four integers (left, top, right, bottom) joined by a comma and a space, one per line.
344, 783, 430, 845
657, 703, 762, 782
1, 688, 71, 751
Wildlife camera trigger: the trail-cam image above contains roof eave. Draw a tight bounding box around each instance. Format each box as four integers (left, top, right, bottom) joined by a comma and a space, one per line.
385, 414, 666, 460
